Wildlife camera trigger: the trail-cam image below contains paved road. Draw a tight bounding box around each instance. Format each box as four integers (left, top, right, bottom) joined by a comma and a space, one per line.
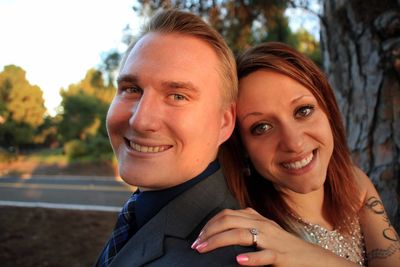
0, 175, 134, 211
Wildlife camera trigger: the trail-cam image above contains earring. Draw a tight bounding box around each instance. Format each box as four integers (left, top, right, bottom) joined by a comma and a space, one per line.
243, 156, 251, 177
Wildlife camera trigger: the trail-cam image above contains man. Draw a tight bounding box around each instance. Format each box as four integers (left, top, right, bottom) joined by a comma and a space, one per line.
95, 9, 254, 266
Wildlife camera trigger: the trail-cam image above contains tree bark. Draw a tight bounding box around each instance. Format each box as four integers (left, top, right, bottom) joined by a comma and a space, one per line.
321, 0, 400, 230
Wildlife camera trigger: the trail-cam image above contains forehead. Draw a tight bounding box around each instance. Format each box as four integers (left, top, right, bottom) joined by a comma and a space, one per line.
239, 71, 312, 98
237, 71, 315, 114
119, 32, 222, 94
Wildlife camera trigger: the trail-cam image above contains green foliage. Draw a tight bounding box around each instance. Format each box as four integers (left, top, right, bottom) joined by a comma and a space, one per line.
33, 115, 59, 147
58, 68, 115, 159
0, 65, 46, 149
295, 28, 322, 66
134, 0, 321, 62
59, 92, 100, 141
86, 135, 114, 160
64, 139, 88, 159
100, 49, 122, 86
0, 147, 17, 163
135, 0, 292, 54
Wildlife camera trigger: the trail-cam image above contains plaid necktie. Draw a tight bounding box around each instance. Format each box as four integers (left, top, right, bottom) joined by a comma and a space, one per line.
97, 193, 138, 267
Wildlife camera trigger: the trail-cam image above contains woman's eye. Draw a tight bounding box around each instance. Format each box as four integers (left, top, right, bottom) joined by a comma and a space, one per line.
250, 122, 272, 135
295, 105, 314, 118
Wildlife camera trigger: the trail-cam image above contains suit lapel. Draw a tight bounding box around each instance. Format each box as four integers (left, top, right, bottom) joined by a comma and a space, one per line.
164, 170, 230, 238
109, 207, 167, 266
109, 170, 233, 266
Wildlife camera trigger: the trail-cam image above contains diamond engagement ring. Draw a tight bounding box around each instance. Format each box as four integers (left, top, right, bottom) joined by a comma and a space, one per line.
249, 228, 258, 247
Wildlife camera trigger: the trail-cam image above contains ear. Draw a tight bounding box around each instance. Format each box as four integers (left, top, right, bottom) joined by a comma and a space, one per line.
218, 103, 236, 146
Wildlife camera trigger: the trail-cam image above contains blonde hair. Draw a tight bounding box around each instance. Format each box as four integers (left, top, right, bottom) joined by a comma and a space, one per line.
120, 9, 237, 105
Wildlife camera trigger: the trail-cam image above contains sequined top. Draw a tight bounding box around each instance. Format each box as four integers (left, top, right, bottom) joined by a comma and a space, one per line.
294, 217, 366, 266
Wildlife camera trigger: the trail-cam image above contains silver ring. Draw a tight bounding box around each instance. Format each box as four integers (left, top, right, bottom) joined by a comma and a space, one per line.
249, 228, 258, 247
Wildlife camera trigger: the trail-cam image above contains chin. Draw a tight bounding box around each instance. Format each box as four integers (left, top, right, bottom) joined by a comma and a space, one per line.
297, 184, 324, 194
119, 173, 140, 187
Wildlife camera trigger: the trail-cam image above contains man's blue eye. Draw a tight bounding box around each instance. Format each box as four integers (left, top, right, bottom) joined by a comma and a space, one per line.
171, 94, 187, 101
126, 87, 142, 94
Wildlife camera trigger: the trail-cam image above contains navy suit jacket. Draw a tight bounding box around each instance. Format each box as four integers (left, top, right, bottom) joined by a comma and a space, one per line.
108, 170, 255, 266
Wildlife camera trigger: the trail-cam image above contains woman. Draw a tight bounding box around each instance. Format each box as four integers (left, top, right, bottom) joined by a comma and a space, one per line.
191, 42, 400, 266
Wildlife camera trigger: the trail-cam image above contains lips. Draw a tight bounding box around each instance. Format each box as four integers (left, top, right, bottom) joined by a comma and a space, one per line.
127, 139, 171, 153
281, 151, 314, 170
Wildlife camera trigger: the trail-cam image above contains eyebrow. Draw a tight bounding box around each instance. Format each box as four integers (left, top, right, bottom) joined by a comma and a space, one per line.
291, 94, 314, 103
161, 81, 200, 93
240, 94, 315, 122
240, 111, 264, 123
117, 74, 138, 84
117, 74, 200, 93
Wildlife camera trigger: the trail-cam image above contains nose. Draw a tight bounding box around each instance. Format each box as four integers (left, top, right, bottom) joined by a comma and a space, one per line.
278, 123, 305, 153
129, 91, 161, 133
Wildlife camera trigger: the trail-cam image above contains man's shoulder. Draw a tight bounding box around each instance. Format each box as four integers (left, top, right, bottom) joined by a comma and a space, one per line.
164, 169, 240, 237
152, 237, 254, 266
173, 169, 240, 210
110, 170, 252, 267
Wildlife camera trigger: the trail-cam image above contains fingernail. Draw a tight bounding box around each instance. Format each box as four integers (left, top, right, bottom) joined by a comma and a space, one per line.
195, 242, 208, 251
236, 255, 249, 263
198, 230, 204, 237
191, 238, 200, 249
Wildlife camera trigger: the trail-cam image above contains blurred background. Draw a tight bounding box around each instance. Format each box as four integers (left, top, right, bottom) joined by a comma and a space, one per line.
0, 0, 399, 266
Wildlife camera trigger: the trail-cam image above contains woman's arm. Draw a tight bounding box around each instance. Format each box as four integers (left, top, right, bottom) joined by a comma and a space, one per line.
191, 208, 359, 267
355, 167, 400, 267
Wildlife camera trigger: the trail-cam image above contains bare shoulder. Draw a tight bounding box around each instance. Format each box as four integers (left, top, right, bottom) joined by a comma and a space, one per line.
351, 166, 377, 205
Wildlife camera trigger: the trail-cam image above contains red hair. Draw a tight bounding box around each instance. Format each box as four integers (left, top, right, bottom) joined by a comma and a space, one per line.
220, 42, 360, 234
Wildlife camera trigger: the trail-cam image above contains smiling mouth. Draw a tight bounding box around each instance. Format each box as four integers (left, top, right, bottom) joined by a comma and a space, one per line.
281, 150, 315, 170
126, 140, 172, 153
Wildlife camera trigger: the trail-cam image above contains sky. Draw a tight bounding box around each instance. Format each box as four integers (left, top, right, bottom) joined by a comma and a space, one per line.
0, 0, 141, 115
0, 0, 319, 116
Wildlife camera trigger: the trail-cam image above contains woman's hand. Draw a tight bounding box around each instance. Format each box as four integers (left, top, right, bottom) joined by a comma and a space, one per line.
191, 208, 359, 267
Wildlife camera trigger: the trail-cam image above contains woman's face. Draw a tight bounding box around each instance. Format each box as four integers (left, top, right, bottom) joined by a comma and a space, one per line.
237, 70, 334, 195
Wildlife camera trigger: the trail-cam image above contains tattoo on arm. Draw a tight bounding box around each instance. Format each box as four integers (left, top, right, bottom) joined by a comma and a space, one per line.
364, 196, 400, 261
367, 243, 400, 260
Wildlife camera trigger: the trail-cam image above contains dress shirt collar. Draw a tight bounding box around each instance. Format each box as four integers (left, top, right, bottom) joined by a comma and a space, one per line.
133, 160, 220, 230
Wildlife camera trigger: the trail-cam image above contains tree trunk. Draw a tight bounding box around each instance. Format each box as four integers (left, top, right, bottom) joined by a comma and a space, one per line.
321, 0, 400, 230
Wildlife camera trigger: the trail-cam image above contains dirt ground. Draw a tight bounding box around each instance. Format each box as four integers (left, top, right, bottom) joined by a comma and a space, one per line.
0, 157, 122, 266
0, 206, 118, 267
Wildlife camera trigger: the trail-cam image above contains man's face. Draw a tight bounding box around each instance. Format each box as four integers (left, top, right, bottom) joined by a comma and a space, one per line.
107, 32, 234, 191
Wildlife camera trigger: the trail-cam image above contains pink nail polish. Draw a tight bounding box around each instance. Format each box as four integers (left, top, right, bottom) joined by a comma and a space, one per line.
236, 255, 249, 263
195, 242, 208, 251
191, 238, 200, 249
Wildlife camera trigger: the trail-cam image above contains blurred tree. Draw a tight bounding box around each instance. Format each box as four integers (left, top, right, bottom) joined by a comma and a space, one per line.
59, 92, 100, 141
58, 69, 114, 159
292, 27, 321, 65
33, 115, 59, 148
0, 65, 46, 151
321, 0, 400, 229
100, 49, 122, 86
134, 0, 295, 54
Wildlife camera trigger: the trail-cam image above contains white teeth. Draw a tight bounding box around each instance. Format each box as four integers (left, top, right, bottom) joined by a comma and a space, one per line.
282, 153, 314, 170
129, 141, 168, 153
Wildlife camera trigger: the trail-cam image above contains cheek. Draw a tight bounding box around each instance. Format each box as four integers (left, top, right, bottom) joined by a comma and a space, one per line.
246, 142, 272, 170
106, 101, 129, 129
321, 120, 334, 155
326, 130, 334, 158
105, 109, 119, 133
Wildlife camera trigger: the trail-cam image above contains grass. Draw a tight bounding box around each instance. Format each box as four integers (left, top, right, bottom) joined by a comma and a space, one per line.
27, 148, 68, 165
0, 148, 117, 177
